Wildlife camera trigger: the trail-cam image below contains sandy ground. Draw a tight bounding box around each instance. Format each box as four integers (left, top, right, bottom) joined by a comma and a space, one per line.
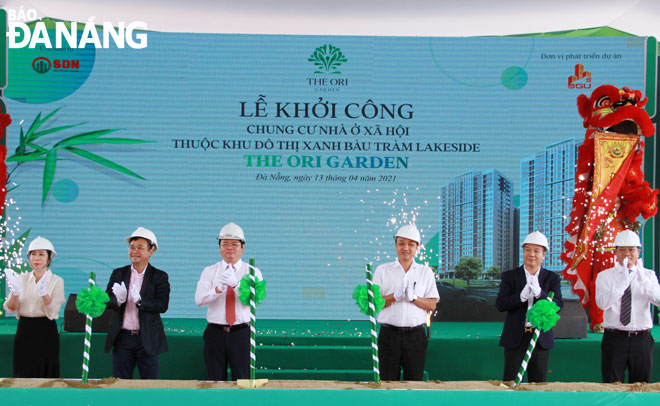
2, 378, 660, 392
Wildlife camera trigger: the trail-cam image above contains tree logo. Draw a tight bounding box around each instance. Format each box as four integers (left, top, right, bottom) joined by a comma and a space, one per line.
308, 44, 347, 74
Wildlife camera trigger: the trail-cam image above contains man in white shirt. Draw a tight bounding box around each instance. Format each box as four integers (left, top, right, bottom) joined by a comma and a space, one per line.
195, 222, 263, 381
373, 224, 439, 381
595, 229, 660, 383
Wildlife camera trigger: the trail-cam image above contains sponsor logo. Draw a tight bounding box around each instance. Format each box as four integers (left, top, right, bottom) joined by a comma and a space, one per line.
32, 57, 80, 74
568, 64, 591, 89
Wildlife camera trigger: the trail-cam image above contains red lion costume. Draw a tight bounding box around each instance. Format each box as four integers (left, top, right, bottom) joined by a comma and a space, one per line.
561, 84, 658, 331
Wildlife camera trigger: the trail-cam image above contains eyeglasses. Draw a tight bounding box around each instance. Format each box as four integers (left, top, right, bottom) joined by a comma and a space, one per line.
220, 242, 242, 249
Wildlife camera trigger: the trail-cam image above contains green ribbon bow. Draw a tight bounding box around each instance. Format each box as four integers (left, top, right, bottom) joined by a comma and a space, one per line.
353, 284, 385, 316
526, 298, 561, 332
238, 274, 267, 306
76, 285, 110, 318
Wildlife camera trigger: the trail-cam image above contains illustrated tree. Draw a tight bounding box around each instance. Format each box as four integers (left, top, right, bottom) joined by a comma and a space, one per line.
1, 107, 151, 310
453, 256, 483, 287
486, 265, 501, 280
5, 107, 151, 205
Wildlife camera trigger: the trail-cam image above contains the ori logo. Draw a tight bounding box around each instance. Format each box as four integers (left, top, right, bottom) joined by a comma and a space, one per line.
32, 57, 52, 74
308, 44, 347, 74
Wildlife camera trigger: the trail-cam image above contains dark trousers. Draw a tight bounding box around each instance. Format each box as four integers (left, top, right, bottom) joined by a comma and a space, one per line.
601, 329, 654, 383
14, 317, 60, 378
112, 330, 159, 379
503, 332, 550, 383
203, 323, 250, 381
377, 324, 427, 381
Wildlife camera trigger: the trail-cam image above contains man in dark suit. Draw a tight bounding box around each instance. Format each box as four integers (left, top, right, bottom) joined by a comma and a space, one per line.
496, 231, 563, 383
105, 227, 170, 379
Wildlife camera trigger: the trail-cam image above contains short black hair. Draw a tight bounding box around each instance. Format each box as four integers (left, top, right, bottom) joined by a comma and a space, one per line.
522, 243, 548, 253
394, 236, 419, 245
129, 236, 156, 249
219, 240, 245, 248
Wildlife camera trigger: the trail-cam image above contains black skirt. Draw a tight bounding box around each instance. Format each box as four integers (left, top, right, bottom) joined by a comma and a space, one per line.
13, 316, 60, 378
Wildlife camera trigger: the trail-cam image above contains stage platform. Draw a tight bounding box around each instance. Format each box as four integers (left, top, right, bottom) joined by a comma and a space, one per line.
1, 318, 659, 382
2, 379, 660, 406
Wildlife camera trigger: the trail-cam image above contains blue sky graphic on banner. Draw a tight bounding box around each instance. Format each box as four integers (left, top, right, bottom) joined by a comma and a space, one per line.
4, 33, 651, 319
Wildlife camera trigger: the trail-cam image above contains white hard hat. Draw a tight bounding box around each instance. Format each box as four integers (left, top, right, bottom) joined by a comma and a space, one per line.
218, 222, 245, 243
614, 229, 641, 247
522, 231, 549, 251
394, 224, 421, 244
125, 227, 158, 249
27, 236, 56, 257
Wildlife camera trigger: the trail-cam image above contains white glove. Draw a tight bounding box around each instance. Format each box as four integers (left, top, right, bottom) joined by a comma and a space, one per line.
112, 281, 127, 304
633, 262, 656, 297
619, 258, 632, 284
393, 279, 407, 301
623, 257, 632, 270
615, 260, 625, 273
529, 276, 541, 298
37, 271, 51, 297
634, 271, 651, 296
130, 284, 141, 303
212, 271, 225, 293
520, 283, 532, 302
220, 270, 239, 289
4, 269, 23, 296
633, 260, 647, 281
406, 281, 418, 302
634, 258, 646, 279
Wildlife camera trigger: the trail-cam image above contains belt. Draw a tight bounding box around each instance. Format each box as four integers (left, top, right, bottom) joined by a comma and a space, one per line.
381, 324, 424, 332
524, 327, 535, 333
605, 328, 650, 337
211, 323, 249, 333
121, 329, 140, 336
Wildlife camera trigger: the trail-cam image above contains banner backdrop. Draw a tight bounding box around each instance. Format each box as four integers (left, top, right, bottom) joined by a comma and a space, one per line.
3, 32, 654, 319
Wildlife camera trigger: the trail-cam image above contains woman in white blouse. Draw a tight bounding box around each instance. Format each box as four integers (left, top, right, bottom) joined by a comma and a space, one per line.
3, 236, 65, 378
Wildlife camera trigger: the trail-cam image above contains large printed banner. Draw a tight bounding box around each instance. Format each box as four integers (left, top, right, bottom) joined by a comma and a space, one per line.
3, 31, 654, 319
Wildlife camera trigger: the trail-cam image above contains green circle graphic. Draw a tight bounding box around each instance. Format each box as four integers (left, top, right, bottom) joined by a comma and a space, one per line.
52, 179, 79, 203
501, 66, 528, 90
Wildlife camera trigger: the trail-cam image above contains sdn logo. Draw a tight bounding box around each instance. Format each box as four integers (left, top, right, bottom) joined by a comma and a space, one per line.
308, 44, 347, 74
32, 57, 51, 74
31, 57, 80, 74
568, 64, 591, 89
